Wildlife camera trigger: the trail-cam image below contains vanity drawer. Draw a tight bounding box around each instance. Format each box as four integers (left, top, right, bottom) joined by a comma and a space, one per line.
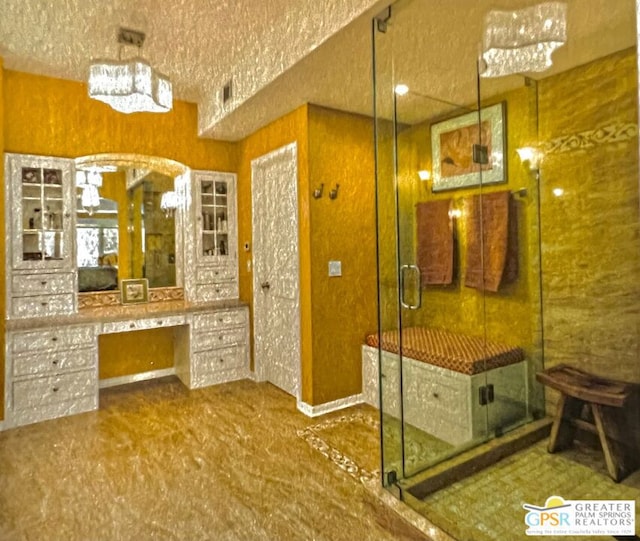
11, 325, 96, 354
12, 369, 97, 410
192, 329, 246, 352
192, 346, 245, 374
11, 293, 75, 319
193, 308, 247, 331
12, 348, 97, 377
196, 266, 236, 283
12, 272, 74, 296
195, 282, 238, 301
101, 314, 188, 334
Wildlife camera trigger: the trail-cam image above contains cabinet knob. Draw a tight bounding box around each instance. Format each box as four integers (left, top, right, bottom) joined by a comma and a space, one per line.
218, 318, 223, 323
40, 281, 48, 286
129, 323, 136, 329
156, 320, 163, 325
52, 387, 59, 392
41, 302, 48, 307
52, 360, 58, 365
219, 335, 223, 340
51, 337, 58, 342
215, 288, 220, 293
219, 358, 224, 364
64, 213, 71, 218
433, 392, 439, 399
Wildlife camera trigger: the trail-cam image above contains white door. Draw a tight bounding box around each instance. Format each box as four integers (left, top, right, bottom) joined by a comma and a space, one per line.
251, 143, 300, 398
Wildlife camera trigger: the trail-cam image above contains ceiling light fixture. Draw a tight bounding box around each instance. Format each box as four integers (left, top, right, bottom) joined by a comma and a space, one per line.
88, 27, 173, 114
480, 2, 567, 78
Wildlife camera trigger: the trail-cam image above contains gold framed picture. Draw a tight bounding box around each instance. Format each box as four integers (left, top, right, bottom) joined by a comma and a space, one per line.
120, 278, 149, 305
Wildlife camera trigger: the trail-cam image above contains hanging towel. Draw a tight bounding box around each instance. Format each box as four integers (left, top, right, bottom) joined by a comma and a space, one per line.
464, 190, 518, 292
416, 199, 454, 285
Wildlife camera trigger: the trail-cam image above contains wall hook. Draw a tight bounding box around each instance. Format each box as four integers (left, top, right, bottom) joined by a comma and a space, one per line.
313, 183, 324, 199
329, 184, 340, 200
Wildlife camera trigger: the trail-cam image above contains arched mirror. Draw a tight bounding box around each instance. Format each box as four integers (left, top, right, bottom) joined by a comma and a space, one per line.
74, 153, 188, 294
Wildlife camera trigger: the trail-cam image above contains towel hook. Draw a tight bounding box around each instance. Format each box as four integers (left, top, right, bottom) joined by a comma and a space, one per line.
313, 183, 324, 199
329, 184, 340, 200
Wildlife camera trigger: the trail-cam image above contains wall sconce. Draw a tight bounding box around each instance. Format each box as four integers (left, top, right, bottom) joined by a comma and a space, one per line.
329, 184, 340, 200
516, 146, 543, 170
313, 183, 324, 199
76, 169, 103, 215
448, 208, 462, 219
418, 170, 431, 181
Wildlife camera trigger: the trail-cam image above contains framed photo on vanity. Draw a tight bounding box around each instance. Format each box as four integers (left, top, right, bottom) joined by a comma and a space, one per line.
431, 102, 506, 192
120, 278, 149, 305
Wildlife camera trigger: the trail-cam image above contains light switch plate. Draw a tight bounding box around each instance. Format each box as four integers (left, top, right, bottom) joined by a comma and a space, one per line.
328, 260, 342, 277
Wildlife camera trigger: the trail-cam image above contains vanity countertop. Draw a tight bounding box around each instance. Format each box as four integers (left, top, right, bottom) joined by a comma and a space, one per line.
6, 299, 248, 331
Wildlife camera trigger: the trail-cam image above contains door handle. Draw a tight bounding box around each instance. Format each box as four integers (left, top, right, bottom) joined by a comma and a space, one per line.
261, 281, 270, 291
399, 264, 422, 310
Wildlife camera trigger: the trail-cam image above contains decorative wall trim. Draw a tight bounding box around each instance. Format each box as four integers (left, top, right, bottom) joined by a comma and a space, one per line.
79, 287, 184, 309
99, 367, 176, 389
297, 393, 364, 417
544, 122, 638, 155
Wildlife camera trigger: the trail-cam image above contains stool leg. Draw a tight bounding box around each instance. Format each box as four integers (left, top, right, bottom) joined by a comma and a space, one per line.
592, 404, 621, 482
548, 394, 581, 453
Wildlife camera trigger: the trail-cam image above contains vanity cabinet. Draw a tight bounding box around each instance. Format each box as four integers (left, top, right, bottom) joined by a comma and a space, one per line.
6, 324, 99, 427
191, 171, 238, 301
4, 153, 77, 319
190, 307, 249, 388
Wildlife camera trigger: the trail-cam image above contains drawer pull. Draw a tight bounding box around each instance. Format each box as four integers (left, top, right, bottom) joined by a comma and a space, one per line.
51, 337, 58, 342
52, 387, 59, 392
40, 280, 48, 286
52, 360, 59, 365
41, 302, 49, 307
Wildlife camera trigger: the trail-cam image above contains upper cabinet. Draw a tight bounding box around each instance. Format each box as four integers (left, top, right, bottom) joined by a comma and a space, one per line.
189, 171, 239, 302
5, 153, 77, 319
7, 154, 76, 271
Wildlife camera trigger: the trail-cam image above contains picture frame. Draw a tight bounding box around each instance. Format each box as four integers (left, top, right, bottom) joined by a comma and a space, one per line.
120, 278, 149, 305
430, 102, 506, 192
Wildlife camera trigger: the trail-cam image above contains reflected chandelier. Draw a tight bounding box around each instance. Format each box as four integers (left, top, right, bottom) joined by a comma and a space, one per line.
88, 27, 173, 114
480, 2, 567, 78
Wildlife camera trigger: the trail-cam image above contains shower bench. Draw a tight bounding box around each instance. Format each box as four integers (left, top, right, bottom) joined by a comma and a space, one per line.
536, 364, 639, 482
361, 327, 528, 445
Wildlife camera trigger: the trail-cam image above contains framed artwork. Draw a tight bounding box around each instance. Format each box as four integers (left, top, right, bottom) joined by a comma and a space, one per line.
431, 102, 506, 192
120, 278, 149, 305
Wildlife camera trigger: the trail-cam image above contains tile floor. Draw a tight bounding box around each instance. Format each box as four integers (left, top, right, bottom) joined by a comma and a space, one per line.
0, 377, 430, 541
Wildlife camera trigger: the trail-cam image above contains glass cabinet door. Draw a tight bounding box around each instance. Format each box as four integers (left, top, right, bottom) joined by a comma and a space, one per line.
196, 173, 236, 263
12, 158, 73, 269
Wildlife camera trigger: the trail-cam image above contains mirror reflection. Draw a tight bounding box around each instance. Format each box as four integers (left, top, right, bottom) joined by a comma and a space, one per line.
75, 156, 183, 292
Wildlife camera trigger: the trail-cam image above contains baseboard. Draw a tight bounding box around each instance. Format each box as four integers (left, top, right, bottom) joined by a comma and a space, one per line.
99, 367, 177, 389
297, 393, 364, 417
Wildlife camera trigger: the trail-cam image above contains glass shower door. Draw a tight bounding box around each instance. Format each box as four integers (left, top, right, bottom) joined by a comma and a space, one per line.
373, 0, 494, 485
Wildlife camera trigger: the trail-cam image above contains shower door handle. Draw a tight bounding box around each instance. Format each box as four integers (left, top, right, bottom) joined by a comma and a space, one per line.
400, 264, 422, 310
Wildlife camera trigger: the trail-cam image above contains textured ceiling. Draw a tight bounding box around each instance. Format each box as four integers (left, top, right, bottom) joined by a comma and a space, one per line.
0, 0, 637, 141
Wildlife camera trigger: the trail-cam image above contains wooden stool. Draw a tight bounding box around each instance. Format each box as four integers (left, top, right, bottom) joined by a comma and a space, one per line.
536, 364, 638, 482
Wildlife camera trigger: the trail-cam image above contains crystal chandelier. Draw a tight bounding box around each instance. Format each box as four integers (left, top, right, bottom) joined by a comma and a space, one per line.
76, 170, 103, 215
88, 28, 172, 114
160, 191, 178, 218
480, 2, 567, 78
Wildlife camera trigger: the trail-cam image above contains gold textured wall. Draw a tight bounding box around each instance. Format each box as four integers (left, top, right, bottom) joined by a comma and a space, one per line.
236, 105, 312, 399
307, 105, 377, 404
99, 171, 130, 281
537, 49, 639, 410
2, 69, 238, 386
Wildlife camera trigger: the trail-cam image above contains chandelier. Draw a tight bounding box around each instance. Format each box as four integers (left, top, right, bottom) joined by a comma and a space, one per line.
76, 169, 103, 215
480, 2, 567, 78
88, 28, 172, 114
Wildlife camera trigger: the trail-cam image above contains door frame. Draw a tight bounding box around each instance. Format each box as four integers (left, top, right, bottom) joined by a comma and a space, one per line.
251, 142, 301, 400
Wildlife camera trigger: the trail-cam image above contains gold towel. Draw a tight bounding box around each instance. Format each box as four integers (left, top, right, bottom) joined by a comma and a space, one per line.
464, 191, 518, 292
416, 199, 454, 285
